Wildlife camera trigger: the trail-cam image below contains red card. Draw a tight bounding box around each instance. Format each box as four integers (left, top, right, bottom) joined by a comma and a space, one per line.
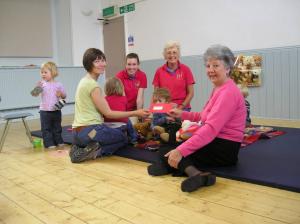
149, 103, 173, 113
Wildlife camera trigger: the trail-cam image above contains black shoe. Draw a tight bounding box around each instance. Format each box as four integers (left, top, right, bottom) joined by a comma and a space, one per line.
69, 142, 101, 163
172, 170, 186, 177
147, 163, 171, 176
181, 172, 216, 192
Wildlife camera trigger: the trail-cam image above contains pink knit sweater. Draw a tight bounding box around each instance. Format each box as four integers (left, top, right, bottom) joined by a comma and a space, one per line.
177, 79, 246, 157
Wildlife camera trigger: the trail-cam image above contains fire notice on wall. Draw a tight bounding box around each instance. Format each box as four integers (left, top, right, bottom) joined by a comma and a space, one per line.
128, 35, 134, 46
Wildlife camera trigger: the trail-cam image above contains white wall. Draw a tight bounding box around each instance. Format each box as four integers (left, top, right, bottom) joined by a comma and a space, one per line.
103, 0, 300, 60
2, 0, 299, 66
70, 0, 104, 66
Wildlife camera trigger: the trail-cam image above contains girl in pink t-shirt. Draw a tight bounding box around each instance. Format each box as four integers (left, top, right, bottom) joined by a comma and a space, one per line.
31, 62, 66, 148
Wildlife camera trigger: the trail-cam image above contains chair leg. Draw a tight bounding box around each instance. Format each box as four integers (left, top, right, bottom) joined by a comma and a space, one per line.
22, 118, 33, 144
0, 120, 10, 152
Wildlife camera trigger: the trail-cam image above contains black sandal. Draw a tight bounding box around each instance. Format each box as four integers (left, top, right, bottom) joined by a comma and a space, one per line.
181, 172, 216, 192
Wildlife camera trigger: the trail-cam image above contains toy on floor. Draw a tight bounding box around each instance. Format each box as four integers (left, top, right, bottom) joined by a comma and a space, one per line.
152, 121, 181, 144
33, 138, 42, 148
176, 120, 202, 142
135, 140, 160, 151
134, 121, 153, 141
244, 126, 273, 136
242, 126, 284, 147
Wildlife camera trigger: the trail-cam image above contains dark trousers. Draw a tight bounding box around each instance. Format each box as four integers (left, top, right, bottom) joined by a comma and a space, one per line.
72, 124, 127, 157
158, 138, 241, 173
40, 110, 63, 147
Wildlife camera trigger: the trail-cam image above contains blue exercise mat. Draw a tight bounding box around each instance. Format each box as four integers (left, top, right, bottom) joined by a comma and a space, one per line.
31, 126, 300, 193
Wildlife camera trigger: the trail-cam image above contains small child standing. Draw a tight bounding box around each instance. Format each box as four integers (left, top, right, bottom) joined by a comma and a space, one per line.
238, 84, 251, 127
104, 77, 138, 144
31, 62, 66, 148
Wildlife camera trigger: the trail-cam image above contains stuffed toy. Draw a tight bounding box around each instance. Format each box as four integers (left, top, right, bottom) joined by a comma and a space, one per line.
242, 56, 256, 69
152, 121, 181, 144
253, 55, 262, 67
30, 86, 43, 96
176, 120, 201, 142
53, 99, 66, 110
134, 121, 152, 141
251, 68, 261, 84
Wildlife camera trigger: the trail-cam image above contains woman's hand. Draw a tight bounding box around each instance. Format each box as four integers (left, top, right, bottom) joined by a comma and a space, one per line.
168, 108, 183, 119
135, 109, 150, 118
165, 149, 183, 168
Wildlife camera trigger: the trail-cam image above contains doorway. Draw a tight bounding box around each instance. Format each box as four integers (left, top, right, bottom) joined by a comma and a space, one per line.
103, 16, 126, 78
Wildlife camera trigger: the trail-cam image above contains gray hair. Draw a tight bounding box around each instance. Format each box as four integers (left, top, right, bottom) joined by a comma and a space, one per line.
203, 45, 235, 73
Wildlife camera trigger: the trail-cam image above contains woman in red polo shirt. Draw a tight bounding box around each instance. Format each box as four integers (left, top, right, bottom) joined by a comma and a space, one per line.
116, 53, 147, 112
152, 41, 195, 111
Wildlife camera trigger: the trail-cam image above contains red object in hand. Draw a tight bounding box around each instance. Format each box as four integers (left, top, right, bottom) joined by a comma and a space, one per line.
149, 103, 173, 113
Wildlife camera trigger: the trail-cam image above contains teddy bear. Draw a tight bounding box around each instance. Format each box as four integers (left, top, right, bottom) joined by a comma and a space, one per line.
134, 121, 153, 141
152, 121, 181, 144
251, 68, 261, 85
242, 56, 256, 69
253, 55, 262, 67
176, 120, 202, 142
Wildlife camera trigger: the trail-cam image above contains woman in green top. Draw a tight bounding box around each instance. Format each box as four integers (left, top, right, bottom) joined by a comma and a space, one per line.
70, 48, 149, 163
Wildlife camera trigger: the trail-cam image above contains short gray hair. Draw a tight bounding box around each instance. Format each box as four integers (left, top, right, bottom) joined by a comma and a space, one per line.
203, 45, 235, 73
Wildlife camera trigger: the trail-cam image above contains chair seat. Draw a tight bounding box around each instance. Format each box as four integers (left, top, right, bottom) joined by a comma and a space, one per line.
3, 112, 33, 120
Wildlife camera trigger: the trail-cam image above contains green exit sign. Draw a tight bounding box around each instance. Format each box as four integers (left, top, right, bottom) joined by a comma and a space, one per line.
102, 6, 117, 18
119, 3, 135, 14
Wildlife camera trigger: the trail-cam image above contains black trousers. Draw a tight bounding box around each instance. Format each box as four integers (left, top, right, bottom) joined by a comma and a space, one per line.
40, 110, 63, 147
158, 138, 241, 173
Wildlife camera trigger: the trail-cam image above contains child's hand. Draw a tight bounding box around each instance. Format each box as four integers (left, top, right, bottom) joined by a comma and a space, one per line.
37, 80, 43, 87
56, 90, 63, 98
166, 116, 175, 122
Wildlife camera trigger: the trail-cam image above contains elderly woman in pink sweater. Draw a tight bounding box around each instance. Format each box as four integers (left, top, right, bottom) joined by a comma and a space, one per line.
148, 45, 246, 192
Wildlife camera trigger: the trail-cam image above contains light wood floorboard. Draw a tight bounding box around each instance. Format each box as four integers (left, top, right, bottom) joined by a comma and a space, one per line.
0, 115, 299, 224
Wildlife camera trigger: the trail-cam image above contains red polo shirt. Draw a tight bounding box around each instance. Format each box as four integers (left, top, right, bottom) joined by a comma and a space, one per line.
116, 69, 147, 111
152, 61, 195, 108
104, 95, 128, 123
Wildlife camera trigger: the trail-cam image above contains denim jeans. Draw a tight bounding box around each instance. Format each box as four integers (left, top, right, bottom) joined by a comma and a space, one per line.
127, 120, 138, 143
72, 124, 127, 157
40, 110, 63, 147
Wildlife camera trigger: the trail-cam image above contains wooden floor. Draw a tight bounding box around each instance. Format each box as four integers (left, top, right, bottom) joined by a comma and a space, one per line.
1, 115, 300, 224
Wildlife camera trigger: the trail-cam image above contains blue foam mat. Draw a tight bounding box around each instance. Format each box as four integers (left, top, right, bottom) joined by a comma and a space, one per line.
31, 126, 300, 192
